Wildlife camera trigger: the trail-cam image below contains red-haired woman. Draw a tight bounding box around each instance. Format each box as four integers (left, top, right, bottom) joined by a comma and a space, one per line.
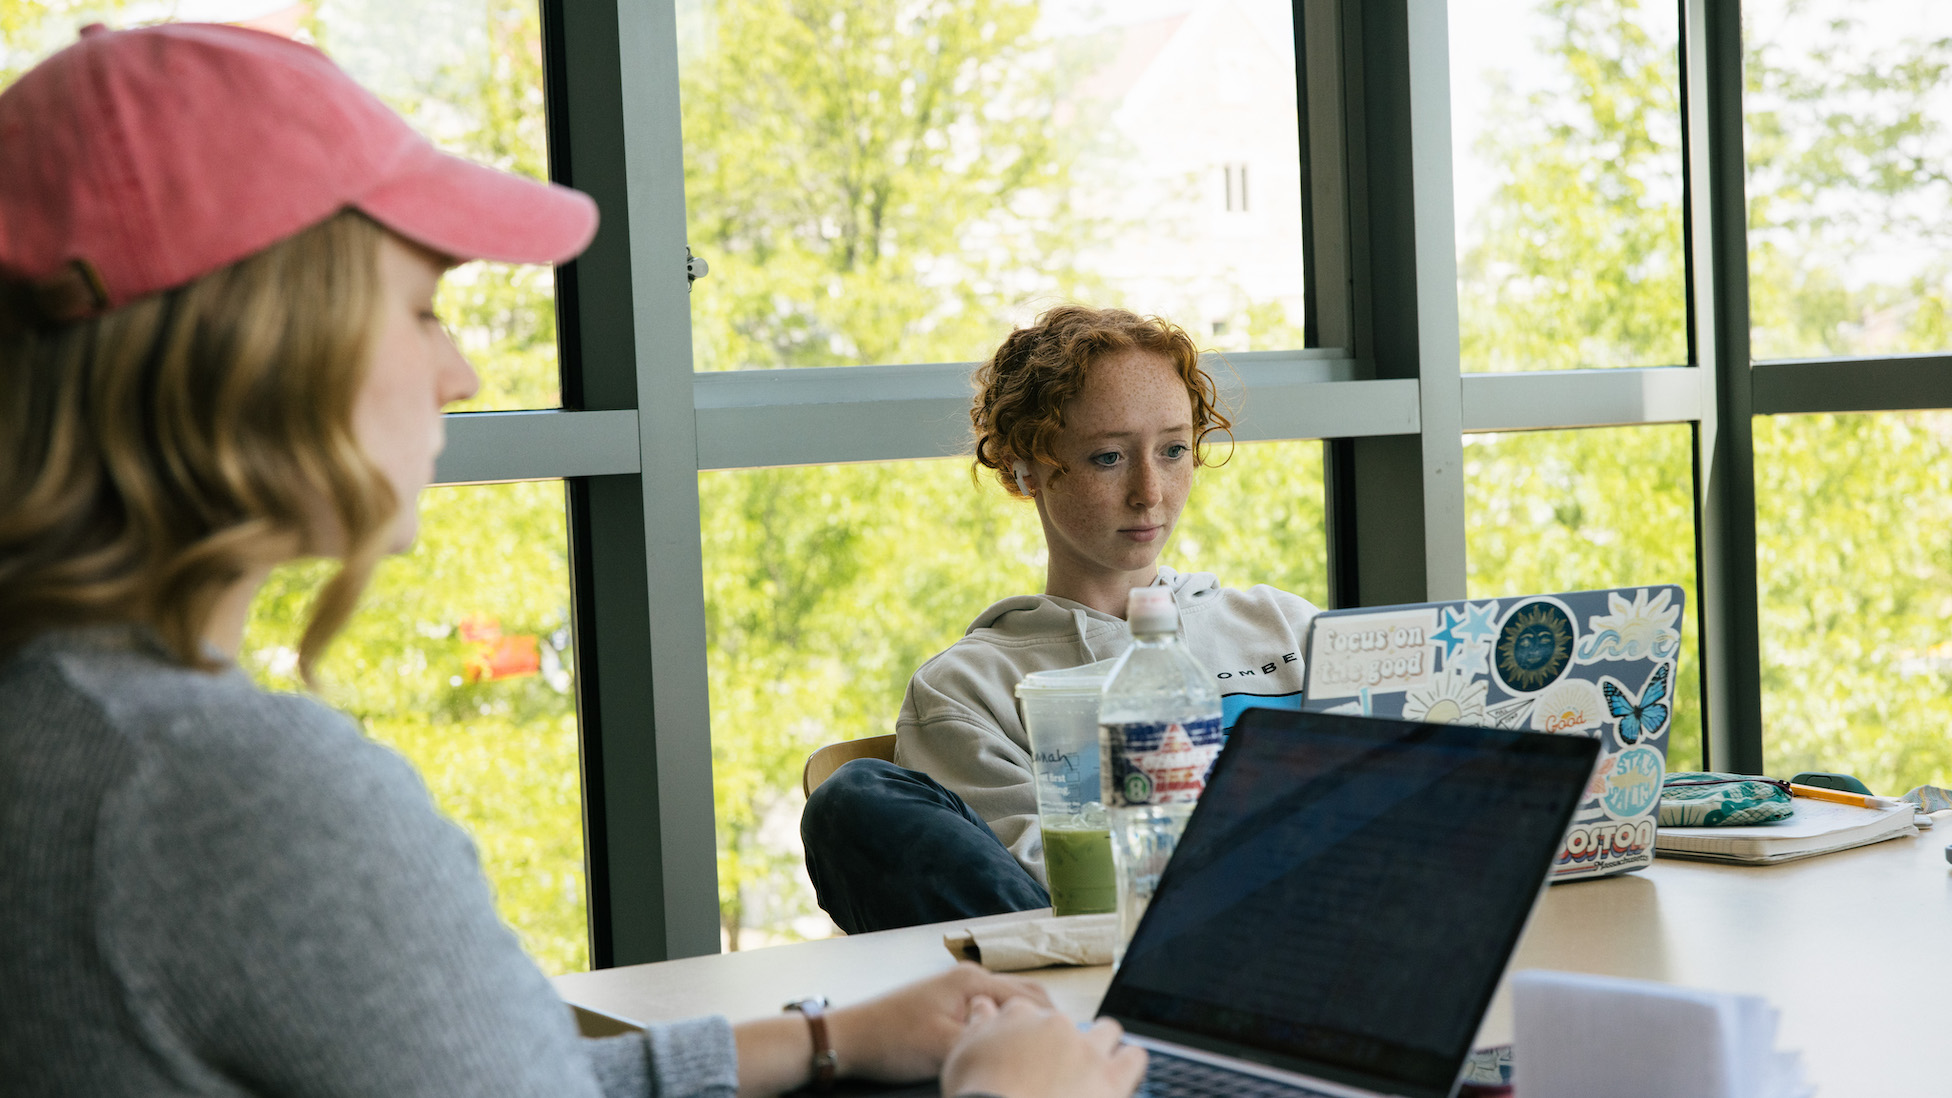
804, 306, 1319, 933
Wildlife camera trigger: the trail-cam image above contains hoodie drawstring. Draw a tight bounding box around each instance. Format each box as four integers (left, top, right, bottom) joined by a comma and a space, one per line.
1073, 608, 1100, 662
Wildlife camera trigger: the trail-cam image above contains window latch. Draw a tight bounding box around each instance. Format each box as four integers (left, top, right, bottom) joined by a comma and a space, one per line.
685, 246, 709, 291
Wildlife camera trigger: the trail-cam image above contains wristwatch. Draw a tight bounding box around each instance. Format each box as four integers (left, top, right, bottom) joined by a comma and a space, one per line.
783, 996, 838, 1091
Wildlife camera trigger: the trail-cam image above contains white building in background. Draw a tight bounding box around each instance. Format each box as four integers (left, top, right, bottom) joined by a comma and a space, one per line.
1065, 0, 1308, 350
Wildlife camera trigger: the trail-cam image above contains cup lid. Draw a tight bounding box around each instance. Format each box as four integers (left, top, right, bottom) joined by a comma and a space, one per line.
1014, 657, 1123, 697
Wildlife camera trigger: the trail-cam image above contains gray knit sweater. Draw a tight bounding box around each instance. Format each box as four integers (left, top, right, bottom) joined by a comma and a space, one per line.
0, 628, 738, 1097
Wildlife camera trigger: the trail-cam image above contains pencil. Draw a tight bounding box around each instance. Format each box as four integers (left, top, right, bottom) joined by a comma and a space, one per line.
1787, 783, 1905, 810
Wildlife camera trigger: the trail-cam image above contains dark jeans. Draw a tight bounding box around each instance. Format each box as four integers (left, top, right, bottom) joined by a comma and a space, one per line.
801, 758, 1049, 934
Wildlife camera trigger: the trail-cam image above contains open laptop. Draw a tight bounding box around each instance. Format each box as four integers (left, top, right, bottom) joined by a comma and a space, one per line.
820, 710, 1595, 1098
1299, 586, 1684, 882
1097, 708, 1598, 1098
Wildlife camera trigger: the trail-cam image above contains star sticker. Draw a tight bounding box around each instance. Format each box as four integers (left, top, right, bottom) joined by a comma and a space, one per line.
1430, 606, 1466, 661
1458, 601, 1500, 646
1452, 642, 1490, 678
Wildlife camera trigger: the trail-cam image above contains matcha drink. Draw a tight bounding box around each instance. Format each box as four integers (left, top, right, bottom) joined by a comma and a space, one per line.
1042, 824, 1116, 915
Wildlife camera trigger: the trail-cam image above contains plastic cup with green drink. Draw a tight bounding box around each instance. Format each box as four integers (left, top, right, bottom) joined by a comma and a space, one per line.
1016, 661, 1120, 916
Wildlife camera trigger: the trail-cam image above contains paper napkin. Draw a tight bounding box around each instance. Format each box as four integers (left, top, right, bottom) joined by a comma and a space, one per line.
942, 912, 1116, 971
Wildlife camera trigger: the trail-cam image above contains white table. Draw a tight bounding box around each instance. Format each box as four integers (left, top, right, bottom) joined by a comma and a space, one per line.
556, 832, 1952, 1093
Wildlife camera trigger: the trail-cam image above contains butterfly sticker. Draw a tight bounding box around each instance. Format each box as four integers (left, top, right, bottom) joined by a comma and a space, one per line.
1602, 663, 1671, 745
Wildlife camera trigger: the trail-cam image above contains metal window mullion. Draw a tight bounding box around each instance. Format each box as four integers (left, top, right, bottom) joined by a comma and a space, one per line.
545, 0, 719, 967
688, 360, 1420, 470
1752, 355, 1952, 415
1325, 0, 1465, 609
433, 410, 642, 485
1458, 367, 1704, 433
612, 0, 721, 962
1300, 0, 1352, 351
1681, 0, 1765, 773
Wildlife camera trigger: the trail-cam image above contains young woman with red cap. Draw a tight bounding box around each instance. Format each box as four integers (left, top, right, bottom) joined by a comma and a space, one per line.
0, 22, 1143, 1098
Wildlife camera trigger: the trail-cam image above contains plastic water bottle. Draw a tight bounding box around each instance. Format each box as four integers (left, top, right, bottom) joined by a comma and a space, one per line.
1098, 585, 1223, 962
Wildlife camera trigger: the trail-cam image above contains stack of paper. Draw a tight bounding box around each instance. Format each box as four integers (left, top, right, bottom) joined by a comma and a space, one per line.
1512, 971, 1810, 1098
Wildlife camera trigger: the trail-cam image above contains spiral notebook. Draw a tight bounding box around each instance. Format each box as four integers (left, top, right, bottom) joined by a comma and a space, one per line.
1657, 798, 1918, 865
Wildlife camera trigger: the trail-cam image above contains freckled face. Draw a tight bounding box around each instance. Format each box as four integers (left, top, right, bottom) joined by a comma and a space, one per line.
1029, 349, 1195, 590
351, 234, 480, 552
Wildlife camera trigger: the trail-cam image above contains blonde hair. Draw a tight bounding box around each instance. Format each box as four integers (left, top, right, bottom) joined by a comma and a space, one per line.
0, 210, 397, 682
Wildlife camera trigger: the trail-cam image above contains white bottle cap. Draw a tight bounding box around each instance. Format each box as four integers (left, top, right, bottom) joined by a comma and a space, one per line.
1126, 586, 1177, 635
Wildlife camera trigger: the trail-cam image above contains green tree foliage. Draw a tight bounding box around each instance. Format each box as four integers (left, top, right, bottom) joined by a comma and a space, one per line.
1460, 0, 1952, 792
1754, 414, 1952, 790
0, 1, 120, 83
681, 0, 1093, 371
1745, 2, 1952, 360
1458, 0, 1687, 373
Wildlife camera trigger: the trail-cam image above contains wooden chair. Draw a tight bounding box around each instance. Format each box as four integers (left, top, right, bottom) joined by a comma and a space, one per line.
802, 733, 897, 798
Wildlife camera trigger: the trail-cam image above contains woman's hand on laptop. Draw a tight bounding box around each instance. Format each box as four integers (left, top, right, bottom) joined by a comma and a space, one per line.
941, 995, 1148, 1098
823, 962, 1056, 1083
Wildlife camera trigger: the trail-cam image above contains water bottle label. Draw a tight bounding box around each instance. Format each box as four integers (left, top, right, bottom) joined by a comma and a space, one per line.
1101, 716, 1225, 807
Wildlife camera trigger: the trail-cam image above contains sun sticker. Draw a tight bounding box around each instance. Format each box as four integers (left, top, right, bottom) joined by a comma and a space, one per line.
1402, 670, 1489, 725
1577, 587, 1682, 663
1494, 600, 1575, 693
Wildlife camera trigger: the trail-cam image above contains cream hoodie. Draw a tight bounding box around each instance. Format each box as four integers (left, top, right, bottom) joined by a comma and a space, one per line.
892, 566, 1319, 883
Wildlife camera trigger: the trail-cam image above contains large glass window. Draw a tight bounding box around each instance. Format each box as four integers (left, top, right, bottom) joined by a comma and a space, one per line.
1464, 425, 1703, 770
244, 481, 586, 973
1449, 0, 1686, 372
1745, 0, 1952, 361
678, 0, 1308, 372
1754, 413, 1952, 793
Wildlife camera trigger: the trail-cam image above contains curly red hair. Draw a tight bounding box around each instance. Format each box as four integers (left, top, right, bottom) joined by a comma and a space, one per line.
971, 305, 1232, 498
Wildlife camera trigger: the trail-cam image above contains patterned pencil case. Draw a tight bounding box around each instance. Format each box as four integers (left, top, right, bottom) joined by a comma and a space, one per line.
1658, 772, 1794, 827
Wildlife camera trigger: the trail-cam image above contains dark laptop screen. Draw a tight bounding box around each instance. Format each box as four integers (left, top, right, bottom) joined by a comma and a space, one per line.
1098, 710, 1598, 1098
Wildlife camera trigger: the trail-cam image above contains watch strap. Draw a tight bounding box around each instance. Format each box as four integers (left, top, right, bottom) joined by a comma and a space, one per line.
784, 996, 838, 1090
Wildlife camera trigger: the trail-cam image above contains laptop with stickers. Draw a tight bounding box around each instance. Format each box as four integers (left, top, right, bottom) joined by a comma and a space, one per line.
1299, 586, 1686, 881
1097, 709, 1599, 1098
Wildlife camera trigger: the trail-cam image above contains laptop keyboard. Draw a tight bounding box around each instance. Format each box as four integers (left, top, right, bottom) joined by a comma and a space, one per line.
1137, 1048, 1344, 1097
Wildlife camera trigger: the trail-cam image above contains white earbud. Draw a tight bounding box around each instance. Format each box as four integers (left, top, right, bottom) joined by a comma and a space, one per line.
1013, 461, 1033, 496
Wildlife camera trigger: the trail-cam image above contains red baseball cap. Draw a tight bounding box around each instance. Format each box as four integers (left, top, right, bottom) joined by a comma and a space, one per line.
0, 21, 598, 320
